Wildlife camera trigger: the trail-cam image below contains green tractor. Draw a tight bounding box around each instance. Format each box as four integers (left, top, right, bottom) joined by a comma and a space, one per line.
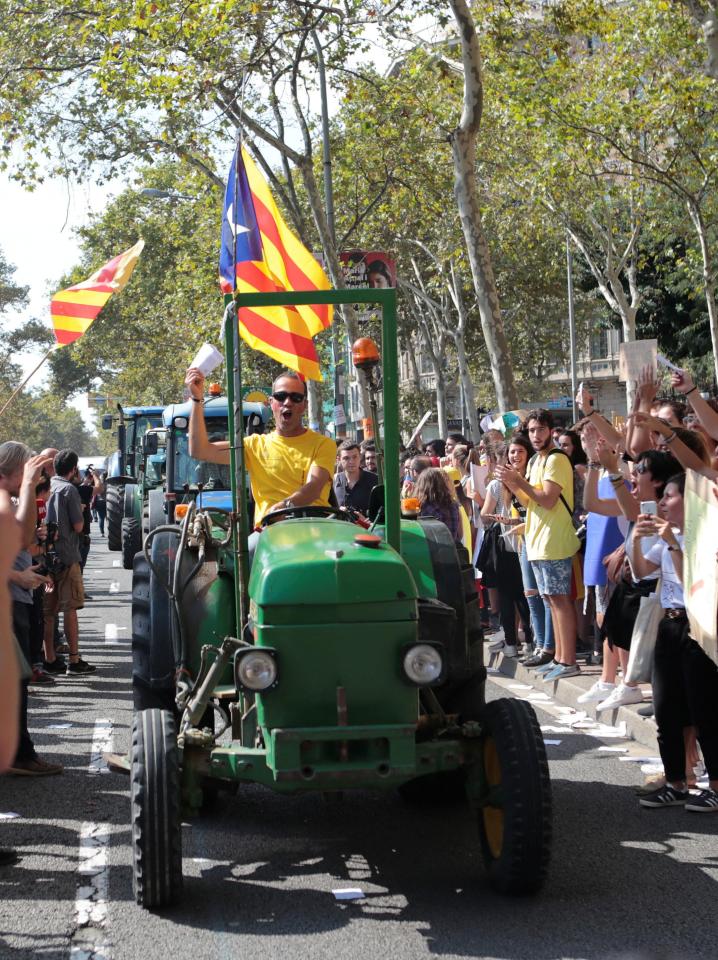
102, 404, 165, 564
129, 289, 551, 910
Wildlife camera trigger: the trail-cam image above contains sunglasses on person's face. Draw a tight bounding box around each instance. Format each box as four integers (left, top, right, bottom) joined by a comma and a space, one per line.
272, 391, 305, 404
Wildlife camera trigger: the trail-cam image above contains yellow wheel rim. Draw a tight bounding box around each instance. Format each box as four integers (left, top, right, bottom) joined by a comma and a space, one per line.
482, 737, 504, 860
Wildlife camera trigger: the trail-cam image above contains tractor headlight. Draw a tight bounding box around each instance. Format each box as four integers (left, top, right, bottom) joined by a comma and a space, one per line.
403, 643, 444, 686
235, 649, 278, 692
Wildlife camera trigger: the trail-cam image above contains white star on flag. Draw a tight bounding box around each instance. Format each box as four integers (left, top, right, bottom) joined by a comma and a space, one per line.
226, 202, 250, 238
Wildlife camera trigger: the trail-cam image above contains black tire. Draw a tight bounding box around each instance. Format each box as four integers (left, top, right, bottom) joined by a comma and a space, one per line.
106, 483, 123, 551
147, 487, 165, 535
131, 709, 183, 908
475, 697, 552, 895
131, 535, 178, 715
122, 516, 142, 570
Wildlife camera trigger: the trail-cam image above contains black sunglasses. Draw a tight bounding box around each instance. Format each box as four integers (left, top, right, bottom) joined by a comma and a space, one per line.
272, 390, 305, 404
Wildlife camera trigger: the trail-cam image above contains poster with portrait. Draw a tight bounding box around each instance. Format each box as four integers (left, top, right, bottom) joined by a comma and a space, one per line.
684, 469, 718, 665
339, 250, 396, 289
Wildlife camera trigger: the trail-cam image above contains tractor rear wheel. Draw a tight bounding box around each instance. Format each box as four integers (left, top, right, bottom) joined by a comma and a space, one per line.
131, 708, 183, 908
122, 517, 142, 570
106, 483, 123, 551
474, 697, 551, 895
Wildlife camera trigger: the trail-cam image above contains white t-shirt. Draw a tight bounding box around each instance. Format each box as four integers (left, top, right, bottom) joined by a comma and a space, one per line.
645, 533, 685, 609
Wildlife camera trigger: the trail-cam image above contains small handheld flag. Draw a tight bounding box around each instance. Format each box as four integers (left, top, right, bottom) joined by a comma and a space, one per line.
50, 239, 145, 347
219, 145, 332, 381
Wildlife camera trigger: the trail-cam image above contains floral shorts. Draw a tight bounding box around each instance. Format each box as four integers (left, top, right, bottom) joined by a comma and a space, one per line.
530, 557, 574, 597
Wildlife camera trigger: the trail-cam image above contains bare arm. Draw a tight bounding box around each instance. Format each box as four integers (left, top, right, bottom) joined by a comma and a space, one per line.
628, 516, 662, 581
630, 413, 718, 480
494, 464, 562, 510
185, 367, 231, 464
480, 485, 498, 523
672, 369, 718, 441
575, 383, 624, 448
16, 454, 52, 548
266, 465, 332, 514
583, 465, 623, 516
628, 365, 659, 458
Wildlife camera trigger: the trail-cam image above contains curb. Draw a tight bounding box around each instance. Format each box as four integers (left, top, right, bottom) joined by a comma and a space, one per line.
492, 649, 659, 753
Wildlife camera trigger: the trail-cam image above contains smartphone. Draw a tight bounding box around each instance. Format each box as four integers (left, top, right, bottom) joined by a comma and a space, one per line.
639, 500, 657, 516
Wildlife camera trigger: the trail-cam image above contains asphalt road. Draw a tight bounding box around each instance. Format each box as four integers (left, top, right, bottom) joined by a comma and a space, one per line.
1, 530, 717, 960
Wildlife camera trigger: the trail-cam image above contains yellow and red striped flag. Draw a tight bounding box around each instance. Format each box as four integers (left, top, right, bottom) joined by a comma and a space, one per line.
50, 239, 145, 347
219, 146, 332, 381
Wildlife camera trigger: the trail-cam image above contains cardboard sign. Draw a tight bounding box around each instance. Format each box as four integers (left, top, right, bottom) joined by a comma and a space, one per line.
470, 463, 489, 498
684, 469, 718, 665
618, 339, 657, 383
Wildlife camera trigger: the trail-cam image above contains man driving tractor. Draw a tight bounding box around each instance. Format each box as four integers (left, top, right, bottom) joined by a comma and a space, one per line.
184, 366, 336, 528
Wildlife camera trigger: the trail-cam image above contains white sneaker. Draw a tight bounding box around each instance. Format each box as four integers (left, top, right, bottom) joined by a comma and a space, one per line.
503, 644, 518, 658
488, 635, 506, 653
596, 683, 643, 712
577, 680, 615, 705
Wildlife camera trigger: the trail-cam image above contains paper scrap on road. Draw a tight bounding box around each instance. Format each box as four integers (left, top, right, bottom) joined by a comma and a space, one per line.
597, 745, 629, 753
47, 723, 73, 730
105, 623, 118, 641
112, 560, 121, 567
543, 739, 562, 746
619, 755, 662, 764
332, 888, 365, 901
0, 812, 21, 820
108, 581, 120, 594
586, 721, 628, 739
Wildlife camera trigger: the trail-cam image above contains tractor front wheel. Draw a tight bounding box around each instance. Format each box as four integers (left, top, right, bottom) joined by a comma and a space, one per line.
473, 697, 551, 895
131, 708, 183, 908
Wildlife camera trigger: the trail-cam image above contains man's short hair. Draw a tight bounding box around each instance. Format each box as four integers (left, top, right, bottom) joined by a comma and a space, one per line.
338, 440, 361, 454
360, 439, 375, 452
54, 449, 79, 477
271, 371, 306, 397
525, 408, 554, 430
0, 440, 31, 479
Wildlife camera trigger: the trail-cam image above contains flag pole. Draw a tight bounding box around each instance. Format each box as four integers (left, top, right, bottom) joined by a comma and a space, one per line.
0, 346, 56, 419
229, 128, 250, 630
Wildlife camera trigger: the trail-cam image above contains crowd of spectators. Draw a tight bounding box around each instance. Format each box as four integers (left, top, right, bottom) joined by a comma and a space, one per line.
356, 365, 717, 813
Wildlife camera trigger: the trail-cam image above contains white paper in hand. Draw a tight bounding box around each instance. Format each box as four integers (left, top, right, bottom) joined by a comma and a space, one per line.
190, 342, 224, 377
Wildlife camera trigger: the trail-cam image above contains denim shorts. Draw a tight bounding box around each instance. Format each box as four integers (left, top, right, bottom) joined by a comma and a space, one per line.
530, 557, 573, 596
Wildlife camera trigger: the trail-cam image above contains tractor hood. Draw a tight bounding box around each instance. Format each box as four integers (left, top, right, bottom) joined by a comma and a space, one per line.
196, 490, 233, 512
250, 518, 417, 623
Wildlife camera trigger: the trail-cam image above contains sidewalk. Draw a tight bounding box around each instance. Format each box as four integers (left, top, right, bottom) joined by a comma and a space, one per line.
489, 642, 659, 752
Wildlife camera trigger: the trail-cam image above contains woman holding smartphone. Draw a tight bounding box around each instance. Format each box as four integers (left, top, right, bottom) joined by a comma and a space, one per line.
630, 474, 718, 812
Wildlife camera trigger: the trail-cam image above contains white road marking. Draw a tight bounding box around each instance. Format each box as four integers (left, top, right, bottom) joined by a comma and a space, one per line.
69, 719, 114, 959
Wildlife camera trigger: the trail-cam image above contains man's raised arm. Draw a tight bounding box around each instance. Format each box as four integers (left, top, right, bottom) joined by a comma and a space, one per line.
185, 368, 231, 464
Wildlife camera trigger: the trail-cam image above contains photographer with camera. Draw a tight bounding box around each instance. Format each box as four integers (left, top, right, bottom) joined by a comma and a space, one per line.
41, 450, 96, 676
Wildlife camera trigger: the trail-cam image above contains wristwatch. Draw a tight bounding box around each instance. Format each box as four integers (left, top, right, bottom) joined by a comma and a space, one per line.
667, 544, 681, 552
283, 498, 294, 509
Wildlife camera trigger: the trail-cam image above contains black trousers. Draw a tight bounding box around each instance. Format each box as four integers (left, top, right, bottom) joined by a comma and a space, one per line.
11, 601, 36, 763
496, 550, 532, 646
652, 614, 718, 783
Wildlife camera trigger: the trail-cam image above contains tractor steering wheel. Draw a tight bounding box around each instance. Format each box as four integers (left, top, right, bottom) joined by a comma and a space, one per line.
259, 504, 345, 528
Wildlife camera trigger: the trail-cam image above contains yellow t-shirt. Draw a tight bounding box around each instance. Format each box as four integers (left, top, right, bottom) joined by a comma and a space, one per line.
244, 429, 336, 524
524, 450, 580, 561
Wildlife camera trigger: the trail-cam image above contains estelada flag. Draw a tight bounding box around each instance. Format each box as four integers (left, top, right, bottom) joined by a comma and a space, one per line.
50, 239, 145, 347
219, 145, 332, 381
